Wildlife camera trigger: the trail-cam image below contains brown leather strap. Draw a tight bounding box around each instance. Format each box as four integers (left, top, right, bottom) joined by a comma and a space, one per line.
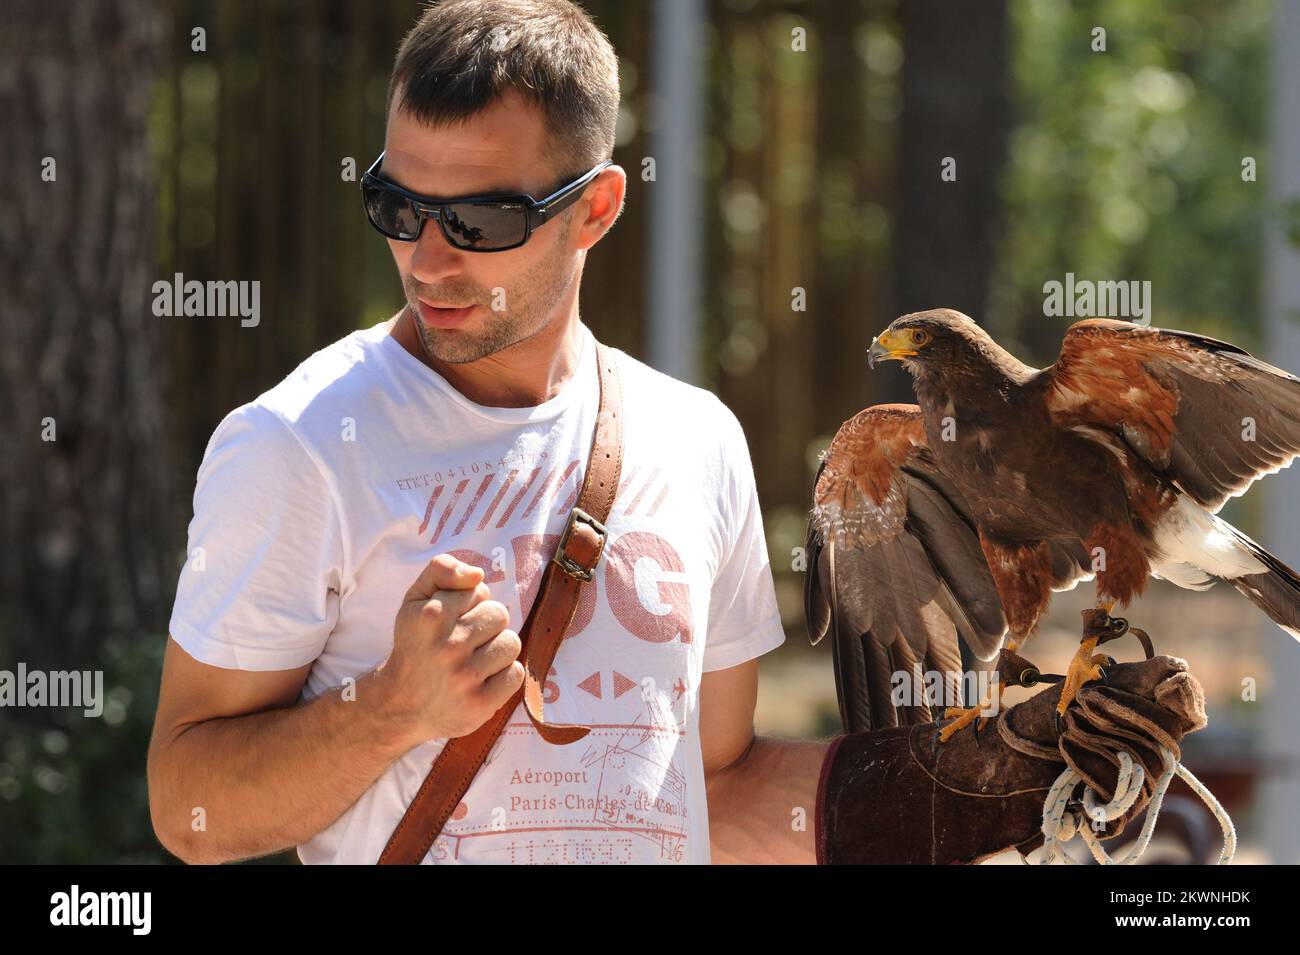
378, 340, 623, 864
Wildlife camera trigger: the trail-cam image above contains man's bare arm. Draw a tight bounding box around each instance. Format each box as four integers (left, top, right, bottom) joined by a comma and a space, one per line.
706, 734, 831, 864
700, 659, 832, 864
148, 554, 524, 864
146, 641, 414, 864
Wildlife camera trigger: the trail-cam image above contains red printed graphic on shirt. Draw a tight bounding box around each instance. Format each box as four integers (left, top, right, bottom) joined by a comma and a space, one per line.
401, 456, 671, 544
398, 455, 685, 652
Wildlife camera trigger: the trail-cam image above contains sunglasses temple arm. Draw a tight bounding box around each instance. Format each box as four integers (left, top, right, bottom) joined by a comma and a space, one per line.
534, 161, 612, 223
533, 186, 582, 224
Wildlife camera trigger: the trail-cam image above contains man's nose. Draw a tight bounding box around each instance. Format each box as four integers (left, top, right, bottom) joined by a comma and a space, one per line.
407, 222, 465, 286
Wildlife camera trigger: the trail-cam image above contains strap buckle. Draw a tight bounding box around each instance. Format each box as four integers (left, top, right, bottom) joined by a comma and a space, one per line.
553, 507, 607, 582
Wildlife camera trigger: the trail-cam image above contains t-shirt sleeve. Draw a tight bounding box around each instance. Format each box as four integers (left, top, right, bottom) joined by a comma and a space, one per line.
702, 401, 786, 673
168, 402, 344, 671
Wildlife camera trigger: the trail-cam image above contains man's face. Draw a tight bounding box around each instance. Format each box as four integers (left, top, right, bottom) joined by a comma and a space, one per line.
381, 87, 594, 365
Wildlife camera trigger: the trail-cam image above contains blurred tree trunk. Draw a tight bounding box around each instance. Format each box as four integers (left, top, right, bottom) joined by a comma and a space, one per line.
896, 0, 1009, 683
0, 0, 170, 672
896, 0, 1009, 320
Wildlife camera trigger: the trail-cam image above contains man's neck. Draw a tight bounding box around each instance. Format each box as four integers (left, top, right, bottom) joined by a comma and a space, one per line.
391, 305, 586, 408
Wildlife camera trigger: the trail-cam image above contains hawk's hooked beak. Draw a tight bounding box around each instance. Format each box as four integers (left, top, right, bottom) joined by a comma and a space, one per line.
867, 329, 918, 369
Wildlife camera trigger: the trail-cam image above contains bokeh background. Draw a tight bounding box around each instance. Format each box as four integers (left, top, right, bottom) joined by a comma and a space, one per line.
2, 0, 1299, 863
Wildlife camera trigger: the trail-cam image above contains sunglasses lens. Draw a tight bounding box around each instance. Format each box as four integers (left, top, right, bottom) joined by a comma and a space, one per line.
440, 202, 528, 250
363, 180, 422, 240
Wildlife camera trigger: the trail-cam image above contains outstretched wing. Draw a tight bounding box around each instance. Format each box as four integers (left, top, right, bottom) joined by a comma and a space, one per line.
805, 404, 1008, 733
1043, 319, 1300, 513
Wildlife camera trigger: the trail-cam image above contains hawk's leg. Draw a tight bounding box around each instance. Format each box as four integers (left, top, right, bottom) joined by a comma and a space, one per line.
936, 636, 1022, 743
937, 681, 1002, 742
1056, 636, 1106, 717
1056, 600, 1121, 718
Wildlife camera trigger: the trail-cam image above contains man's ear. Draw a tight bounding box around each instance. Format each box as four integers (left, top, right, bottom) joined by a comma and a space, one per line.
574, 165, 626, 251
605, 166, 628, 227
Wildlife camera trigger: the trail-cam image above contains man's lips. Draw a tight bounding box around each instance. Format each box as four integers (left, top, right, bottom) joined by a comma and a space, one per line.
417, 299, 479, 329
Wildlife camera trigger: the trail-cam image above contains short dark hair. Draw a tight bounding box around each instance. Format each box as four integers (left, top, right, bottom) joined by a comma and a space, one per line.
388, 0, 620, 177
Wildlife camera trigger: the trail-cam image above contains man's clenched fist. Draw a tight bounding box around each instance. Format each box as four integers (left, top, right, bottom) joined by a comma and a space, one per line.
377, 554, 524, 746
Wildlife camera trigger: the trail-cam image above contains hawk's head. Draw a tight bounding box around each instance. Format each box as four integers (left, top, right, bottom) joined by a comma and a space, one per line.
867, 308, 996, 377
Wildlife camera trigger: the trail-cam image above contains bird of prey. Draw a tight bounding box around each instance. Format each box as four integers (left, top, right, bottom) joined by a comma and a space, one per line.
806, 308, 1300, 739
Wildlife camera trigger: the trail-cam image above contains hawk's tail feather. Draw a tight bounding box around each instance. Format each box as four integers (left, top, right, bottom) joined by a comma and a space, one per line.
1224, 526, 1300, 641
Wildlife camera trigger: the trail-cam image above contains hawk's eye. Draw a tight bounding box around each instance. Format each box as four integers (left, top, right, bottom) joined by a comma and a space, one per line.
911, 330, 930, 346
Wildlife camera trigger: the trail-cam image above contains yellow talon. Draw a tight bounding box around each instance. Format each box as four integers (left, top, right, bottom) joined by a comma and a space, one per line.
938, 706, 983, 742
1056, 635, 1105, 715
937, 680, 1003, 742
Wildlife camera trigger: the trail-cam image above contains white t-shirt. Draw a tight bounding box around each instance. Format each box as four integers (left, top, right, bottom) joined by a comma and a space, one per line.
169, 317, 786, 864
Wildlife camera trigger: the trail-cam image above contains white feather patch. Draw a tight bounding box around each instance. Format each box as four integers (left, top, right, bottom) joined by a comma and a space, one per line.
1150, 563, 1216, 591
1151, 495, 1267, 581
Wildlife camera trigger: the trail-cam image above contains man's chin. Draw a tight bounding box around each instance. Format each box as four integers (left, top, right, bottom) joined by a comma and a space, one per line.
414, 319, 515, 365
417, 332, 491, 365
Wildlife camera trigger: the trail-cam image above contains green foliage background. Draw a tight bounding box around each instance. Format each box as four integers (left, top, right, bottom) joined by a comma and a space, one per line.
992, 0, 1273, 354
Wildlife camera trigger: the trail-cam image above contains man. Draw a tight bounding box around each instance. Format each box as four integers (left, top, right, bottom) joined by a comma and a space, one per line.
147, 0, 825, 865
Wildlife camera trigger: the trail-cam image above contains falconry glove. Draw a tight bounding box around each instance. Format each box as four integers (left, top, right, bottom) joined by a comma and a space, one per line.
815, 654, 1208, 864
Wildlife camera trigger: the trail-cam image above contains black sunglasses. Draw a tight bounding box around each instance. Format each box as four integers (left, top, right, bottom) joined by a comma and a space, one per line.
360, 151, 612, 252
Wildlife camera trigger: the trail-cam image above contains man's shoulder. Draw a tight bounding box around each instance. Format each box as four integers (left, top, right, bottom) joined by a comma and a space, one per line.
201, 321, 391, 469
254, 320, 391, 427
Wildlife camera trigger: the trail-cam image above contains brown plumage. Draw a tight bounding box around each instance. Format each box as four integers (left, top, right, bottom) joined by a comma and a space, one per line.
807, 308, 1300, 733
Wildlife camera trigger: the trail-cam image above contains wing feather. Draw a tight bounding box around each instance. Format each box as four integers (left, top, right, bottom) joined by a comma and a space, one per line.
1043, 319, 1300, 513
805, 404, 1008, 732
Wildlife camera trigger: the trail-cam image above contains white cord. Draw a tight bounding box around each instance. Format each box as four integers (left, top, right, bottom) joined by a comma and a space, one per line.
1033, 747, 1236, 865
